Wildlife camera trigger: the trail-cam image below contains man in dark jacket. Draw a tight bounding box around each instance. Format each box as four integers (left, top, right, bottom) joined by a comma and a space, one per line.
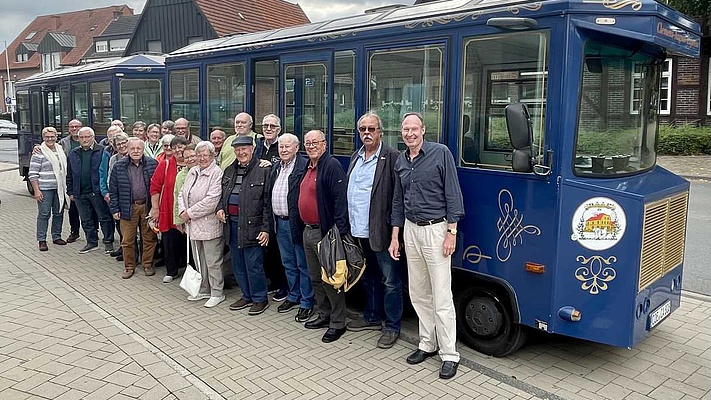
345, 113, 403, 349
109, 138, 159, 279
218, 135, 273, 315
268, 133, 314, 322
298, 130, 349, 343
67, 127, 115, 254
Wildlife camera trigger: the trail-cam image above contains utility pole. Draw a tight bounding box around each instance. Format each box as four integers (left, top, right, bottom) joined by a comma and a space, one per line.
2, 40, 13, 122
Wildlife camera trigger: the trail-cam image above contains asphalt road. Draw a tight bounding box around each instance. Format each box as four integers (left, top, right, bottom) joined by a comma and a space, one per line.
1, 138, 708, 295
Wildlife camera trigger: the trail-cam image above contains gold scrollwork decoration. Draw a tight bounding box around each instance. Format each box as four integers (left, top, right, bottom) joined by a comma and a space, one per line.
462, 245, 493, 265
582, 0, 642, 11
307, 31, 356, 42
509, 2, 543, 14
496, 189, 541, 262
574, 255, 617, 295
238, 44, 274, 52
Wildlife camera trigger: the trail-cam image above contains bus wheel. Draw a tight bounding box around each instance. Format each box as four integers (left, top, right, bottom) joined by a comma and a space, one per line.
455, 287, 527, 357
26, 180, 35, 196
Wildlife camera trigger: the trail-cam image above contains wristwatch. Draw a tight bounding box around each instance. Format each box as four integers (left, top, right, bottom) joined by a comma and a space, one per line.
447, 228, 458, 235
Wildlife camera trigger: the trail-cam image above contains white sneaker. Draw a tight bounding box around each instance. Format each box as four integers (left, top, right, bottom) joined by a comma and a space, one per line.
162, 275, 174, 283
187, 293, 211, 301
204, 295, 226, 308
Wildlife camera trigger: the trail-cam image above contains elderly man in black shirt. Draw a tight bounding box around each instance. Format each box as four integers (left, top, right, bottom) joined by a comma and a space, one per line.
389, 112, 464, 380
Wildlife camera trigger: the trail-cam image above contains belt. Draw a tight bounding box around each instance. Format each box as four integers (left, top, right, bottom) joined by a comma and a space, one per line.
305, 223, 319, 229
411, 217, 446, 226
276, 215, 289, 220
132, 200, 146, 205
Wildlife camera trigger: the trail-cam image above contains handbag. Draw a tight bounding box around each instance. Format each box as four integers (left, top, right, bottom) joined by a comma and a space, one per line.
180, 226, 203, 297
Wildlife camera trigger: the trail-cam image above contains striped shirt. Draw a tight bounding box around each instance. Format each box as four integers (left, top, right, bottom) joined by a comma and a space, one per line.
28, 151, 60, 190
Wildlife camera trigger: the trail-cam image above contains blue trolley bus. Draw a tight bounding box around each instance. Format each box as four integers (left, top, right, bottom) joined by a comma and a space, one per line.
15, 54, 165, 191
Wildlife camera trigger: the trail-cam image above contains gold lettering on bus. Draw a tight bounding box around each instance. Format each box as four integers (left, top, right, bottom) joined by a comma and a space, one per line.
657, 22, 700, 49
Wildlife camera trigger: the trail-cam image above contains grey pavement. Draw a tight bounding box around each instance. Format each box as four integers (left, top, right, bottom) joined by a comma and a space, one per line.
657, 155, 711, 181
0, 164, 710, 400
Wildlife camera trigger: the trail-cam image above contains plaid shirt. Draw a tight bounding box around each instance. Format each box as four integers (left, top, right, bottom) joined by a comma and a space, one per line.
271, 158, 295, 217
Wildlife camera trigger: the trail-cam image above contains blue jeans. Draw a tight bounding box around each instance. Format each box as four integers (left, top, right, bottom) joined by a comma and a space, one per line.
229, 220, 268, 303
357, 237, 403, 332
76, 193, 115, 246
275, 217, 314, 308
36, 189, 64, 242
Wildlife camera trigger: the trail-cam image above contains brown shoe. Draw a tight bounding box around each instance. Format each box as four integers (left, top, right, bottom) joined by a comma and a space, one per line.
122, 269, 134, 279
66, 233, 79, 243
53, 239, 67, 245
229, 299, 253, 311
38, 241, 48, 252
248, 301, 270, 315
144, 266, 155, 276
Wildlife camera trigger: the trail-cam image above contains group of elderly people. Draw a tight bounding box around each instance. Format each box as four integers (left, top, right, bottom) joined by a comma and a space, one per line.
29, 110, 465, 380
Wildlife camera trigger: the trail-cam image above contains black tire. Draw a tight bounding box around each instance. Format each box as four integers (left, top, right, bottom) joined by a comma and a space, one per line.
455, 286, 527, 357
26, 180, 35, 196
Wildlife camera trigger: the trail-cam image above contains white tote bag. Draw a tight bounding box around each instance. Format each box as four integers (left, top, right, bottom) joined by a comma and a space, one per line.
180, 226, 203, 297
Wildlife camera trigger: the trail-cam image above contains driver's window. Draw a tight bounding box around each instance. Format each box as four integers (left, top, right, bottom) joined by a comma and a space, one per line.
460, 32, 548, 169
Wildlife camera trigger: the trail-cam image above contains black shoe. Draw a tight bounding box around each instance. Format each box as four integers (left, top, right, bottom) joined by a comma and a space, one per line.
304, 316, 330, 329
295, 307, 314, 323
406, 349, 439, 365
439, 361, 459, 379
321, 328, 346, 343
110, 248, 122, 257
66, 233, 80, 243
115, 254, 124, 262
277, 300, 299, 313
272, 289, 289, 302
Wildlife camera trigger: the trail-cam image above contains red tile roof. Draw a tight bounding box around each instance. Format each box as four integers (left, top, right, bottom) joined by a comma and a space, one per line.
0, 5, 133, 71
194, 0, 310, 37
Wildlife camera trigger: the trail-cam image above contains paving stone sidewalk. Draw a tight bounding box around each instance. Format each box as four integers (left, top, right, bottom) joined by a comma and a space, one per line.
657, 156, 711, 180
0, 166, 709, 400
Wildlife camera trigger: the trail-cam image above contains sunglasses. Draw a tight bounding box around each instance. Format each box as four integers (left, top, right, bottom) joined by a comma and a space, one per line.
358, 126, 378, 133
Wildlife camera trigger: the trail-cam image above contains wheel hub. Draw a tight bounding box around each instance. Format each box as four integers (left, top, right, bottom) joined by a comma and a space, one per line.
465, 296, 503, 338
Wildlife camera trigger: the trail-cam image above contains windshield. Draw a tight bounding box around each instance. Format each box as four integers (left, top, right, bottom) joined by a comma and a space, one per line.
575, 41, 661, 177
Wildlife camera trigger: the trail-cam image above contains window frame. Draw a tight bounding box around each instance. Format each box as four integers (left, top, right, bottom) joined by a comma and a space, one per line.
206, 62, 246, 136
659, 58, 672, 115
96, 41, 108, 53
707, 57, 711, 116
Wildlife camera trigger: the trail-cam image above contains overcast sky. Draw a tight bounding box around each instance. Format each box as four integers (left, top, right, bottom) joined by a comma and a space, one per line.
0, 0, 414, 52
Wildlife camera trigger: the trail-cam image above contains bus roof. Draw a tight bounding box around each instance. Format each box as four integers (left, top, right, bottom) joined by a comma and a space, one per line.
17, 54, 165, 87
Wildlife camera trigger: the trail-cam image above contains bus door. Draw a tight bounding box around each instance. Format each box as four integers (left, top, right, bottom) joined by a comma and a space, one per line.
454, 31, 557, 356
41, 86, 62, 132
279, 53, 329, 145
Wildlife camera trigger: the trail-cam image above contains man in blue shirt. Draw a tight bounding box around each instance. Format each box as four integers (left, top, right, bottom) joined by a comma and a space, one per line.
346, 113, 403, 349
389, 112, 465, 380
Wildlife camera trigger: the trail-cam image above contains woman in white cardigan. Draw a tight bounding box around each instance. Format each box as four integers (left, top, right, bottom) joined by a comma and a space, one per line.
178, 141, 225, 308
28, 127, 69, 251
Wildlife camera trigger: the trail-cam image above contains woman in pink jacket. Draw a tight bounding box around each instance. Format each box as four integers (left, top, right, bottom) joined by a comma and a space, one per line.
178, 141, 225, 308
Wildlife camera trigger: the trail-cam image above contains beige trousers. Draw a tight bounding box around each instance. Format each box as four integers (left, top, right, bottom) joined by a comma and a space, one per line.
404, 219, 460, 363
191, 237, 225, 297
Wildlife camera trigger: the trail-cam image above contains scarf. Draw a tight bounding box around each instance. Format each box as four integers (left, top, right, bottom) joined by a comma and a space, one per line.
40, 142, 69, 211
144, 141, 163, 159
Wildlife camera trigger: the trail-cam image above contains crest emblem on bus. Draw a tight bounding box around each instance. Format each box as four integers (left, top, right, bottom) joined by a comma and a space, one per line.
571, 197, 626, 251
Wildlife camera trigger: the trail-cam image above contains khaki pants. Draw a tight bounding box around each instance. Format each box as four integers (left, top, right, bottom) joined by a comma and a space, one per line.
403, 219, 460, 363
191, 237, 225, 297
120, 203, 157, 272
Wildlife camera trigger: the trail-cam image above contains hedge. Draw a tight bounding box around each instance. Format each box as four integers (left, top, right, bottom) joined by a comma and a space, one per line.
658, 126, 711, 155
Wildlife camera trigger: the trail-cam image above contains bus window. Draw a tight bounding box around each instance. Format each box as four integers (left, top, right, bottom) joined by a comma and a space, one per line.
333, 50, 355, 156
72, 83, 88, 126
60, 86, 70, 135
45, 90, 61, 131
207, 63, 246, 136
460, 33, 548, 169
90, 81, 112, 135
283, 62, 327, 142
575, 41, 659, 176
169, 69, 200, 138
255, 59, 279, 134
368, 44, 444, 149
17, 91, 29, 131
120, 79, 162, 128
31, 90, 41, 134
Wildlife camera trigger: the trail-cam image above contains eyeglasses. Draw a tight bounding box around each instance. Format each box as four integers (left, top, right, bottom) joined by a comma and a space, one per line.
358, 126, 378, 133
263, 123, 279, 129
116, 142, 129, 147
304, 140, 326, 148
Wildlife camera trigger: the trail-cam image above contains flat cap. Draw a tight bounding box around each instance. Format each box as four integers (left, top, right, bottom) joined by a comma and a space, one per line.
232, 135, 254, 147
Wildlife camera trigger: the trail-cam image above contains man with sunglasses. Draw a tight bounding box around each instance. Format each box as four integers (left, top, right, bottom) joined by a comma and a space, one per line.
345, 113, 403, 349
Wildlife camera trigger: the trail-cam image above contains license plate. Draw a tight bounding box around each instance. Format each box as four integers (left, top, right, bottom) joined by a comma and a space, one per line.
647, 300, 671, 329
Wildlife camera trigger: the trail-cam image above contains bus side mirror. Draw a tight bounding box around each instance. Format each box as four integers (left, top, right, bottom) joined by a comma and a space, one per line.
505, 102, 534, 173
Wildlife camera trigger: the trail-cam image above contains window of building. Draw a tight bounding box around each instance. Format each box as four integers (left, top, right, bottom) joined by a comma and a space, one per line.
109, 39, 129, 52
96, 41, 108, 53
147, 40, 162, 53
25, 32, 36, 40
41, 52, 61, 71
16, 54, 28, 62
631, 58, 672, 114
207, 62, 245, 136
368, 44, 445, 149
